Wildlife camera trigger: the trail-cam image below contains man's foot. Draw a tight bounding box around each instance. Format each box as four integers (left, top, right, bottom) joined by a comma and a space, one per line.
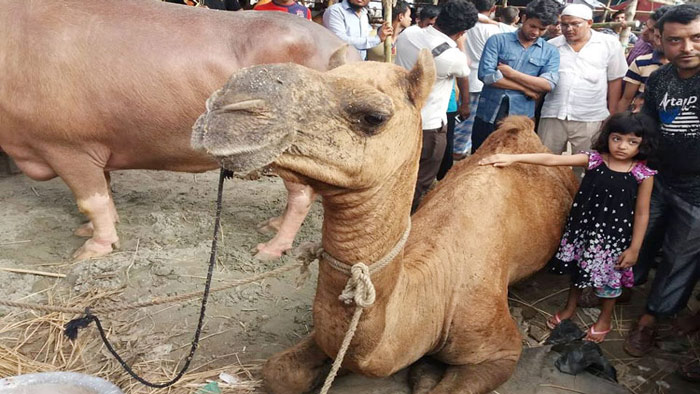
679, 359, 700, 383
624, 324, 656, 357
585, 323, 611, 343
674, 312, 700, 335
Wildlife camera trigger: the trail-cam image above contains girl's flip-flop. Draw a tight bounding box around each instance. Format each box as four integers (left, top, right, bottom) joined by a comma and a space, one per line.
585, 325, 611, 343
546, 313, 562, 330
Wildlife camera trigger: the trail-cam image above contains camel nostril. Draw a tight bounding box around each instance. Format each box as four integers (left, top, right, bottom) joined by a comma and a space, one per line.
218, 99, 267, 113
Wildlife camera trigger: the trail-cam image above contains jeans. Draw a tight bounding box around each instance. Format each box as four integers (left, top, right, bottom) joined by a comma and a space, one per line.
634, 177, 700, 316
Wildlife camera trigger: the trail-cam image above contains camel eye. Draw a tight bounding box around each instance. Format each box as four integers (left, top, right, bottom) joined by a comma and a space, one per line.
363, 113, 387, 127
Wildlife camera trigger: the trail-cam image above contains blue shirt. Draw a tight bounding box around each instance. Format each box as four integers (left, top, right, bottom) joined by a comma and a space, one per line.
476, 31, 559, 123
323, 0, 380, 60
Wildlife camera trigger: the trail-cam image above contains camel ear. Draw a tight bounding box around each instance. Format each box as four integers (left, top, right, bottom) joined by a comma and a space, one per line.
406, 49, 436, 108
328, 45, 348, 70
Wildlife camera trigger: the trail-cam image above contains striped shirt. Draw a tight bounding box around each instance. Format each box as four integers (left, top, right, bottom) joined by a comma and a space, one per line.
623, 51, 664, 93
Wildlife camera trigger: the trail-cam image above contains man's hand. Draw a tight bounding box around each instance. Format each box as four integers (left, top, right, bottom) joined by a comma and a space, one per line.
523, 88, 540, 101
378, 22, 393, 42
458, 100, 470, 119
497, 63, 514, 78
616, 247, 639, 269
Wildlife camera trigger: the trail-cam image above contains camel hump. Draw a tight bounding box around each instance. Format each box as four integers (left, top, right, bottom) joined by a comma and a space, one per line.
477, 116, 545, 155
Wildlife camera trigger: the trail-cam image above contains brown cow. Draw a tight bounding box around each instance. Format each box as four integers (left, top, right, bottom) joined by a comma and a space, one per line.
0, 0, 359, 260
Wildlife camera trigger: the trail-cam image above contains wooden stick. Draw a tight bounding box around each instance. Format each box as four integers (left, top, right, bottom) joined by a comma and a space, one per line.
0, 267, 66, 278
592, 21, 641, 29
620, 0, 639, 47
0, 240, 31, 246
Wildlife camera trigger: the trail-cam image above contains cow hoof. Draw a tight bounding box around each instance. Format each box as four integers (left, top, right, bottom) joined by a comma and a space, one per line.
74, 222, 94, 237
257, 216, 283, 235
72, 239, 115, 261
253, 244, 283, 261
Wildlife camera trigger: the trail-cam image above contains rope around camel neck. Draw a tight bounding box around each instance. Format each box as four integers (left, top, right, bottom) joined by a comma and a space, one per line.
319, 219, 411, 394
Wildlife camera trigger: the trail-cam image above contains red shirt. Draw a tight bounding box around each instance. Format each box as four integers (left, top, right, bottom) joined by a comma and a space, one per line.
254, 1, 311, 20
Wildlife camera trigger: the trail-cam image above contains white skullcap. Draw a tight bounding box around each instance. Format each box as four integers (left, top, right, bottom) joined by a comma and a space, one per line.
561, 4, 594, 20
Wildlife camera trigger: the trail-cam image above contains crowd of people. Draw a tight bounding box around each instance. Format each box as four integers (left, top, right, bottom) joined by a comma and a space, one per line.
169, 0, 700, 378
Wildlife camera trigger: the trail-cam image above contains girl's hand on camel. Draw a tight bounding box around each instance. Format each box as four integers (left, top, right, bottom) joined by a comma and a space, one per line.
479, 154, 514, 167
615, 248, 639, 269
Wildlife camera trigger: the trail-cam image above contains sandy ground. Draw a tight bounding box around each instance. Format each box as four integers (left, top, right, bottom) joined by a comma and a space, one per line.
1, 167, 698, 393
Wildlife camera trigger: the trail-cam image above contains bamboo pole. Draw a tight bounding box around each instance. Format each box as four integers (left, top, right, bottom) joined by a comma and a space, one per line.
619, 0, 639, 48
383, 0, 393, 63
602, 0, 614, 22
592, 21, 641, 30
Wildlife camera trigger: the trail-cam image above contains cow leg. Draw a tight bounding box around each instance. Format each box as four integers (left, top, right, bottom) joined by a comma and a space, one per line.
255, 180, 316, 260
73, 172, 119, 237
263, 332, 330, 394
49, 155, 119, 260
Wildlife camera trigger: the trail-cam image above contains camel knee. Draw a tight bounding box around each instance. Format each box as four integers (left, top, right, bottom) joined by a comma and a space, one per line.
263, 335, 329, 394
430, 358, 517, 394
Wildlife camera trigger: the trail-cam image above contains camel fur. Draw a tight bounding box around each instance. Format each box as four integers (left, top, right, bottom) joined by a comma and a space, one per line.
192, 49, 578, 393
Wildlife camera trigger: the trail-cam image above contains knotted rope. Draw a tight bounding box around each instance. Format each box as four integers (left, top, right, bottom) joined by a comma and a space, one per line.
319, 219, 411, 394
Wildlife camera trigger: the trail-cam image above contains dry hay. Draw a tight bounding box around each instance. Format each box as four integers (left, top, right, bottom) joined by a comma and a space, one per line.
0, 286, 262, 394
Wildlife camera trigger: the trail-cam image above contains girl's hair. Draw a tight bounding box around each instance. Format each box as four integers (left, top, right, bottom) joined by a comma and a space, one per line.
591, 111, 658, 161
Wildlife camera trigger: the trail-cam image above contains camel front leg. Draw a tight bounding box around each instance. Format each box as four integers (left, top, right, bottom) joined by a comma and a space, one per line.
263, 332, 330, 394
255, 180, 316, 260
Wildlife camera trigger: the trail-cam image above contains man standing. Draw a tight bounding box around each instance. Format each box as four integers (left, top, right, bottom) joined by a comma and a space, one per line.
538, 4, 626, 176
452, 0, 500, 159
417, 5, 440, 28
323, 0, 392, 60
471, 0, 561, 153
395, 0, 477, 212
616, 6, 672, 113
624, 4, 700, 357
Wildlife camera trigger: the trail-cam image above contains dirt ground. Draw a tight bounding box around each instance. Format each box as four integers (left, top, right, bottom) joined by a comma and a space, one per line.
1, 167, 699, 394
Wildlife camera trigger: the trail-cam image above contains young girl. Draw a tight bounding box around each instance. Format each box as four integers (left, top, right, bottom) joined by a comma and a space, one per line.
479, 111, 657, 343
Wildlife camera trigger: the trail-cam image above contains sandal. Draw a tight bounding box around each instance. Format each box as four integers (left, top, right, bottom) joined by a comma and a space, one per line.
585, 325, 611, 343
546, 313, 562, 330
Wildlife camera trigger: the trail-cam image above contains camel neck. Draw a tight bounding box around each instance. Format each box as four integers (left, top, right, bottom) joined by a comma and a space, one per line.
319, 165, 415, 271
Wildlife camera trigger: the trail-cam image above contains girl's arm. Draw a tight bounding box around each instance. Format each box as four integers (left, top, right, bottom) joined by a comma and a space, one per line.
616, 176, 654, 269
478, 153, 589, 168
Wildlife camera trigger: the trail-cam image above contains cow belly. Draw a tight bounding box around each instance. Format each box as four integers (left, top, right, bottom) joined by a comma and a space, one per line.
1, 145, 56, 181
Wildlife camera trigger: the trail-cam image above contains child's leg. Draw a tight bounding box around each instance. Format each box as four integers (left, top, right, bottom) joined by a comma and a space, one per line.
586, 287, 619, 343
548, 285, 583, 327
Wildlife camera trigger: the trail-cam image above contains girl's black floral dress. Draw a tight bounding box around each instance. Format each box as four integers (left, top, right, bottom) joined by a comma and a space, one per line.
549, 151, 656, 290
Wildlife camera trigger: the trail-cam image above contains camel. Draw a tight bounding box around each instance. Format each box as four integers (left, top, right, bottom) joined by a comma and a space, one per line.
191, 49, 578, 393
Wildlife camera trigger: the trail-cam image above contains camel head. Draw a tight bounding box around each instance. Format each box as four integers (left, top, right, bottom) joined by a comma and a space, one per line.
191, 48, 436, 192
